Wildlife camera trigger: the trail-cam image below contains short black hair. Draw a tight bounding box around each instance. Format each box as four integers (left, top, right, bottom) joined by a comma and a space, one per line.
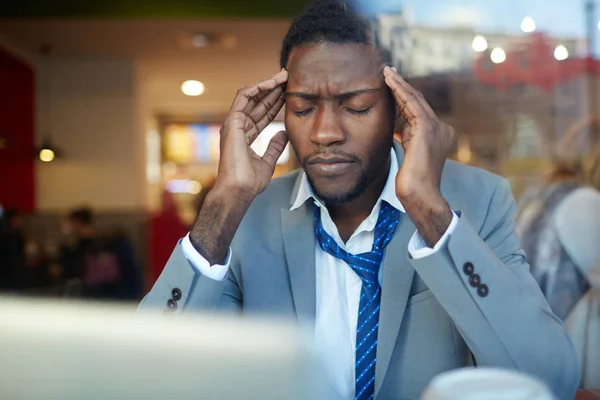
69, 207, 93, 225
280, 0, 391, 68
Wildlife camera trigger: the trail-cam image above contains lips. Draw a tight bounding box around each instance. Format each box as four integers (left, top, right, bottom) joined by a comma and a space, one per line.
308, 156, 354, 165
307, 156, 356, 175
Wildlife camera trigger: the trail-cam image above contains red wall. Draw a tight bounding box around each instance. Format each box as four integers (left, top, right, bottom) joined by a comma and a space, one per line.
0, 46, 35, 212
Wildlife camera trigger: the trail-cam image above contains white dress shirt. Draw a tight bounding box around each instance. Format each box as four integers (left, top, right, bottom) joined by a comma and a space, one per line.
181, 148, 458, 399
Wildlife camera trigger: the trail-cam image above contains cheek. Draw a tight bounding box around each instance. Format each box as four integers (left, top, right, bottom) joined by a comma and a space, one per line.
345, 112, 394, 162
344, 110, 391, 143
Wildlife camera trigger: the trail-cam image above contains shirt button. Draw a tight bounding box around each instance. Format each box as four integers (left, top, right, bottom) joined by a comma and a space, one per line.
171, 287, 182, 301
167, 299, 178, 310
468, 274, 481, 288
477, 284, 489, 298
463, 262, 474, 276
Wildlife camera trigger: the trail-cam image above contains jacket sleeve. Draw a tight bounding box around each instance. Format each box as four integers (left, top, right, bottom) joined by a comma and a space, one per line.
138, 243, 242, 314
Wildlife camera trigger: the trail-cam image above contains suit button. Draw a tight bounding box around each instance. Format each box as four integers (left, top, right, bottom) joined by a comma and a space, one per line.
171, 287, 182, 301
477, 284, 489, 298
463, 262, 474, 276
468, 274, 481, 288
167, 299, 178, 310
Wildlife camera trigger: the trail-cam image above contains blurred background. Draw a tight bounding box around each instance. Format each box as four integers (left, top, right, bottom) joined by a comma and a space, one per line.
1, 0, 599, 304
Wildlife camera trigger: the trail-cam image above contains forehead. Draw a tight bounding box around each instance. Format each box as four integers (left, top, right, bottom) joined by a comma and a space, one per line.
286, 42, 383, 93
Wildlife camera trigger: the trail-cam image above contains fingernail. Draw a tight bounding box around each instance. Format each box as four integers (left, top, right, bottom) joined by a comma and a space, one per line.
391, 66, 397, 73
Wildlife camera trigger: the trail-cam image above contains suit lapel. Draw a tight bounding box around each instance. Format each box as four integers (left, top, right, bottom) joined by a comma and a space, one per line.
281, 202, 317, 324
375, 145, 416, 396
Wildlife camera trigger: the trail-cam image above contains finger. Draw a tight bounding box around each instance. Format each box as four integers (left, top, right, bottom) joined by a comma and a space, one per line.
385, 74, 417, 122
248, 84, 284, 124
384, 67, 436, 119
242, 81, 262, 114
244, 81, 276, 115
247, 90, 286, 144
384, 73, 431, 122
385, 76, 438, 125
231, 70, 288, 113
261, 130, 289, 169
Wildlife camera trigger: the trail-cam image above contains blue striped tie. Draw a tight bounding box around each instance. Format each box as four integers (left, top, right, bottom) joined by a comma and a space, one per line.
314, 201, 401, 400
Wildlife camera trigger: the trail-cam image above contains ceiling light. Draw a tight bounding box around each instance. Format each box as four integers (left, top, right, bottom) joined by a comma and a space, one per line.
36, 136, 61, 162
181, 80, 205, 96
554, 45, 569, 61
471, 35, 488, 52
490, 47, 506, 64
521, 17, 536, 33
39, 148, 55, 163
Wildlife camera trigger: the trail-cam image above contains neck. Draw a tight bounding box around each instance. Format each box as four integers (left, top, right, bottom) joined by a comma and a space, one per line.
327, 155, 391, 242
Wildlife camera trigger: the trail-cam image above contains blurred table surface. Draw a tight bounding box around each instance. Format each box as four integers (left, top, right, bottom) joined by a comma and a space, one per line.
576, 389, 600, 399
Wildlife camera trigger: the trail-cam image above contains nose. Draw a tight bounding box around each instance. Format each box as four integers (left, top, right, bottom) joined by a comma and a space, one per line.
309, 104, 346, 146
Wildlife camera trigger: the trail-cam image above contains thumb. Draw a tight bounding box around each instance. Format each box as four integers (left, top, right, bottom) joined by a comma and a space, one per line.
261, 130, 289, 169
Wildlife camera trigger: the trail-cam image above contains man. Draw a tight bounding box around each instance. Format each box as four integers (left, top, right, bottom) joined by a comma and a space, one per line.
0, 209, 26, 290
62, 207, 122, 298
61, 207, 96, 281
140, 1, 580, 399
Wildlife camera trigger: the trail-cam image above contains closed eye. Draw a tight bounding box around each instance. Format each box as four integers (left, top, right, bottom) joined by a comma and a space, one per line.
292, 107, 315, 117
344, 107, 372, 115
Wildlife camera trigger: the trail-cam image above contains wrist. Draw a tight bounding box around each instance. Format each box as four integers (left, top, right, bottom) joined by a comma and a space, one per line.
209, 182, 255, 207
403, 192, 451, 220
396, 179, 442, 207
399, 188, 452, 248
189, 184, 254, 265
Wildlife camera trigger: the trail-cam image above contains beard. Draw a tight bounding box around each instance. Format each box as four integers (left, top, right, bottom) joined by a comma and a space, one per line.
304, 164, 373, 205
297, 134, 394, 205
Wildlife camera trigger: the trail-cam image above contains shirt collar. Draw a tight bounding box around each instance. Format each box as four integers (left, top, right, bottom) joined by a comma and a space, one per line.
290, 148, 405, 214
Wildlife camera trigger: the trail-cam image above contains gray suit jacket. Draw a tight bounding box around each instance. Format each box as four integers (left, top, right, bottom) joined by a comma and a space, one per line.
140, 144, 580, 400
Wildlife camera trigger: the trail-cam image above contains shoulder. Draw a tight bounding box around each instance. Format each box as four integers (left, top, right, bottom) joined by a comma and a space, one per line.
440, 160, 514, 233
554, 186, 600, 232
441, 159, 508, 203
554, 186, 600, 276
558, 186, 600, 210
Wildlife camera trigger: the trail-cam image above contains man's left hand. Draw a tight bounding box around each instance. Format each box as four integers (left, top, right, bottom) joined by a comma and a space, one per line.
383, 66, 456, 247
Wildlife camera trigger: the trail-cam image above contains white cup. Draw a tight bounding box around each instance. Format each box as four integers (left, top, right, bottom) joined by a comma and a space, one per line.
421, 367, 556, 400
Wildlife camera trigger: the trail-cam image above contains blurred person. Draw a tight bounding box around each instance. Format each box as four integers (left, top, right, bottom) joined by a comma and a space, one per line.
140, 1, 579, 399
0, 209, 26, 290
516, 117, 600, 320
556, 141, 600, 388
561, 189, 600, 387
105, 227, 143, 300
22, 238, 57, 289
566, 261, 600, 389
61, 207, 121, 299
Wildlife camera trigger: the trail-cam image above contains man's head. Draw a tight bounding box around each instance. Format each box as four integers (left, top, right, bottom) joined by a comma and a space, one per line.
66, 207, 93, 238
4, 209, 23, 231
281, 0, 396, 205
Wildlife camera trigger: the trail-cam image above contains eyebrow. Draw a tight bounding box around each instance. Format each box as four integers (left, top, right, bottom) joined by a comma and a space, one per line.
285, 88, 381, 101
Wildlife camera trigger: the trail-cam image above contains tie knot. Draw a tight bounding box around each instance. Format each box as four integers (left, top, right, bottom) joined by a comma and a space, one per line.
314, 201, 400, 285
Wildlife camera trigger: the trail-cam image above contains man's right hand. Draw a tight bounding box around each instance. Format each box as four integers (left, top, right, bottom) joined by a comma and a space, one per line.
189, 70, 289, 265
216, 69, 289, 200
